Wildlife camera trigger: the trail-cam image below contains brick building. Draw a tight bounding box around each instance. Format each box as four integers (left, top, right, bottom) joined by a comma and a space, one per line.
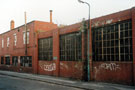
0, 7, 135, 86
0, 11, 57, 73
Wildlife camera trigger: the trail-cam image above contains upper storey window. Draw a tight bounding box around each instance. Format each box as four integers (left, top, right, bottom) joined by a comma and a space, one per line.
23, 32, 29, 44
7, 37, 10, 47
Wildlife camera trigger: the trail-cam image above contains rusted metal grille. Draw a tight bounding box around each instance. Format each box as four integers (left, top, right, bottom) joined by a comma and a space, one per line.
60, 32, 82, 61
38, 37, 53, 61
92, 20, 132, 61
12, 56, 18, 66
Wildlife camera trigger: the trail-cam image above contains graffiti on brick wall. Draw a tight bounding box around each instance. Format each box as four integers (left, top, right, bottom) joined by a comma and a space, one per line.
94, 63, 121, 78
98, 63, 121, 71
40, 63, 56, 71
60, 62, 68, 69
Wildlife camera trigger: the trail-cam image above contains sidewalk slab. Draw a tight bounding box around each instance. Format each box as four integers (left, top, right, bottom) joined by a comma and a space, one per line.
0, 70, 135, 90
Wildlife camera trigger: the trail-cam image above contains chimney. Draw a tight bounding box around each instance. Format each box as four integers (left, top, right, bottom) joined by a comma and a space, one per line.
10, 20, 15, 30
50, 10, 53, 23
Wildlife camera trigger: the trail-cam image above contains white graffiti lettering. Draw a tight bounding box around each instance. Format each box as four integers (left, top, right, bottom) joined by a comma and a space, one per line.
99, 63, 121, 71
94, 63, 121, 78
40, 63, 56, 71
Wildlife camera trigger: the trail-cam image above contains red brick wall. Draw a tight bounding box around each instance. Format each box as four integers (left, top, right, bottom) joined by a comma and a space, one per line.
131, 7, 135, 85
91, 8, 132, 27
60, 61, 84, 79
34, 21, 57, 32
93, 62, 133, 85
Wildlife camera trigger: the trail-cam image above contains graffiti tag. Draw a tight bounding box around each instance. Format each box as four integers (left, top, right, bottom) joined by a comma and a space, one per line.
40, 63, 56, 71
94, 63, 121, 78
99, 63, 121, 71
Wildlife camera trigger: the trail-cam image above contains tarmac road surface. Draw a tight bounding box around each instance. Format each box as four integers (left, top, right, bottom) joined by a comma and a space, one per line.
0, 75, 84, 90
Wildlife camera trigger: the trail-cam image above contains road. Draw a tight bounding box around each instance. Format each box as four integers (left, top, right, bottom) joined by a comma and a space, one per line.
0, 75, 84, 90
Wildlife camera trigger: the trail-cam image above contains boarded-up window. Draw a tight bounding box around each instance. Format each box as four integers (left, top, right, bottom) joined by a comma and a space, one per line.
38, 37, 53, 61
92, 20, 132, 61
60, 32, 82, 61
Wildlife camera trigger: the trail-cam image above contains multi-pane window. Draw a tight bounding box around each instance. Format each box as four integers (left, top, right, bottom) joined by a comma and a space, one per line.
60, 32, 82, 61
1, 56, 4, 64
12, 56, 18, 66
5, 56, 10, 65
7, 37, 10, 47
92, 20, 132, 61
38, 37, 53, 61
14, 34, 17, 46
23, 32, 29, 44
2, 38, 4, 48
20, 56, 32, 67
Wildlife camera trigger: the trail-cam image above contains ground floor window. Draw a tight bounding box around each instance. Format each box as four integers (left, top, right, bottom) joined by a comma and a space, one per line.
1, 56, 4, 64
5, 56, 10, 65
20, 56, 32, 67
12, 56, 18, 66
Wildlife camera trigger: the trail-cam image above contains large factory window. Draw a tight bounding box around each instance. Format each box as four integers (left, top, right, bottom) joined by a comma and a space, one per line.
92, 20, 132, 61
20, 56, 32, 67
12, 56, 18, 66
60, 32, 82, 61
38, 37, 53, 61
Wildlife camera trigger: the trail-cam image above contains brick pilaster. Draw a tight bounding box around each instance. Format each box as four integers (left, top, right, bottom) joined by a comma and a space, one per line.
53, 29, 60, 76
131, 7, 135, 85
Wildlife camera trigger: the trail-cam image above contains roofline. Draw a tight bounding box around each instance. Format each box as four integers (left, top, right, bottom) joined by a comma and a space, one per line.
91, 7, 132, 21
0, 20, 56, 35
0, 20, 35, 35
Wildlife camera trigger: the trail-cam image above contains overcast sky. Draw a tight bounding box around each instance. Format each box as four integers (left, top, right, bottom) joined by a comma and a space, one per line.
0, 0, 134, 34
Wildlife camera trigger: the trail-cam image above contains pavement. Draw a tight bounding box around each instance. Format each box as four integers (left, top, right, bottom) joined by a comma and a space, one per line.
0, 70, 135, 90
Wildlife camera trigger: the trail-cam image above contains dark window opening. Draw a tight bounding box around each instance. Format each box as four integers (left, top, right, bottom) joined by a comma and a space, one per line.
5, 56, 10, 65
92, 20, 132, 61
1, 56, 4, 64
38, 37, 53, 61
20, 56, 32, 67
